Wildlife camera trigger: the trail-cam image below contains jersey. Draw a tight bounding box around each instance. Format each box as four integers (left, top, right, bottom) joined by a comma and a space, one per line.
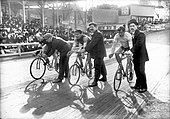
111, 32, 132, 54
72, 34, 90, 51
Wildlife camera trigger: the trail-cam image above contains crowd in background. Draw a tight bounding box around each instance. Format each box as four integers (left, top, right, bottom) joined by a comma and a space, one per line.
0, 13, 168, 54
0, 14, 75, 44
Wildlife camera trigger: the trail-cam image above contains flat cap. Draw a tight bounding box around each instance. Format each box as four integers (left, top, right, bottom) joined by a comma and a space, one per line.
43, 33, 53, 40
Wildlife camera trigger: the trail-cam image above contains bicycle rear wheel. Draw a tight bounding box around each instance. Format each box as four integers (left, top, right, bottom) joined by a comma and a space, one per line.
126, 62, 134, 83
30, 58, 46, 80
68, 64, 80, 85
85, 62, 95, 79
113, 68, 122, 91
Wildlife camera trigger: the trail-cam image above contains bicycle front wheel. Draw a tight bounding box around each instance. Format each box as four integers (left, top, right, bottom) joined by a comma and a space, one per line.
30, 58, 46, 80
68, 64, 80, 85
113, 68, 122, 91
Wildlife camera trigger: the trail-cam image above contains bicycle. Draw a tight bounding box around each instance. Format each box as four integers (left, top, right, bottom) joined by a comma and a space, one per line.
68, 51, 94, 85
30, 49, 59, 80
113, 51, 134, 91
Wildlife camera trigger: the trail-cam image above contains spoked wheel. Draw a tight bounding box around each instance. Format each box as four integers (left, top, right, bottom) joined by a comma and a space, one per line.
85, 62, 95, 79
30, 58, 46, 80
116, 90, 134, 108
126, 62, 134, 83
68, 64, 80, 85
113, 68, 122, 91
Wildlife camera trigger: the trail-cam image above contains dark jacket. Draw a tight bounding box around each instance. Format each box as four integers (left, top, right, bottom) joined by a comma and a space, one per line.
46, 37, 71, 57
130, 30, 149, 63
85, 30, 106, 59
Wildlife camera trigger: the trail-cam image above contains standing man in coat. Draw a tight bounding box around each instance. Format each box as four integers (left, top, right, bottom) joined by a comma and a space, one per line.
83, 22, 107, 87
128, 19, 149, 93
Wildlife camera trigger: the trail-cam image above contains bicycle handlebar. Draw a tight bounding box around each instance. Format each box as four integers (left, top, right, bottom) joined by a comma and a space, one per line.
67, 50, 87, 57
121, 51, 133, 56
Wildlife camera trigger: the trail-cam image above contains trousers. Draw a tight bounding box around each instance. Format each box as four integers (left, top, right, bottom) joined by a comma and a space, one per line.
133, 61, 147, 89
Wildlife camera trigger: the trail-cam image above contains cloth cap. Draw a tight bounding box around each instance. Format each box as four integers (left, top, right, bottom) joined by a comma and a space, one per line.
128, 19, 138, 26
43, 33, 53, 40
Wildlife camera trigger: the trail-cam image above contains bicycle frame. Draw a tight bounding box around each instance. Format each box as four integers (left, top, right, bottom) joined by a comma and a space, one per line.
73, 53, 88, 72
113, 51, 134, 91
118, 52, 133, 78
37, 49, 59, 70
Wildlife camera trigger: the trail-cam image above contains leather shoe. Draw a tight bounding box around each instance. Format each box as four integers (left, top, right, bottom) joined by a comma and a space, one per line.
99, 77, 107, 82
88, 82, 97, 87
53, 78, 62, 83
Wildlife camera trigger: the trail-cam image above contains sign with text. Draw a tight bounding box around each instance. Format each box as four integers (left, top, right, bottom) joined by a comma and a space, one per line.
119, 7, 130, 16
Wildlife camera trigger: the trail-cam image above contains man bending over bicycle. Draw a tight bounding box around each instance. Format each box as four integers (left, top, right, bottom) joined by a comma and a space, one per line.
41, 33, 71, 83
71, 30, 92, 74
34, 32, 59, 71
109, 26, 133, 67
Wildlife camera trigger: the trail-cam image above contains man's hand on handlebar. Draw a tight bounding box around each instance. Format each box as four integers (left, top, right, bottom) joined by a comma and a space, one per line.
124, 50, 133, 55
79, 49, 85, 53
109, 53, 114, 58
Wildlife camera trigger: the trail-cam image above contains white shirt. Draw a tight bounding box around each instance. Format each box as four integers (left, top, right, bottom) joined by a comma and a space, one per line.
111, 32, 132, 54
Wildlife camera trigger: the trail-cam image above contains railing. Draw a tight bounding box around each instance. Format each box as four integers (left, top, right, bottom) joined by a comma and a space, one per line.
0, 41, 74, 58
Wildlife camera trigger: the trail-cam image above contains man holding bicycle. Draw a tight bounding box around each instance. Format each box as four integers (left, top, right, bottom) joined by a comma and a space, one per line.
109, 26, 133, 67
41, 33, 71, 83
128, 19, 149, 93
82, 22, 107, 87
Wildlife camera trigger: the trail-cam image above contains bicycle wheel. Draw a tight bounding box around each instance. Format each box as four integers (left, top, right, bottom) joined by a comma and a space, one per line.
126, 61, 134, 83
113, 68, 122, 91
30, 58, 46, 80
55, 63, 59, 73
116, 90, 134, 108
68, 64, 80, 85
85, 62, 95, 79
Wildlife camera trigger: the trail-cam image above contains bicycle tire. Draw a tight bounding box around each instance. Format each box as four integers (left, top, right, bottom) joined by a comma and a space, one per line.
55, 63, 59, 73
68, 64, 80, 85
126, 61, 134, 83
85, 62, 95, 79
113, 68, 122, 91
30, 58, 46, 80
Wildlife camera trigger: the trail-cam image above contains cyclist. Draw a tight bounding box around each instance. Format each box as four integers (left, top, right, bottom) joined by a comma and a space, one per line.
71, 29, 92, 75
109, 26, 133, 68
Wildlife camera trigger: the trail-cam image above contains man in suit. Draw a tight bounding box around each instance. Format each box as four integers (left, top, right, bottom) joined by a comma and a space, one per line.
83, 22, 107, 87
42, 33, 71, 83
128, 19, 149, 93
